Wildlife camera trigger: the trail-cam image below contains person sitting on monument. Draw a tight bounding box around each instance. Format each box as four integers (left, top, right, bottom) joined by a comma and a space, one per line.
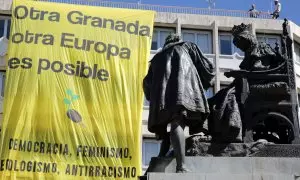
143, 34, 215, 173
271, 0, 281, 19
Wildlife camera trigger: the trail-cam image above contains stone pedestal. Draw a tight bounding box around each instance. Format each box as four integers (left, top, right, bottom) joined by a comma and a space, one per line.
140, 155, 300, 180
147, 173, 298, 180
186, 142, 300, 157
146, 157, 300, 174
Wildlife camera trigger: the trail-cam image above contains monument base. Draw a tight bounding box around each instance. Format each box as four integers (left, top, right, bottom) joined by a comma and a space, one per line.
140, 144, 300, 180
146, 156, 300, 173
146, 173, 298, 180
140, 156, 300, 180
186, 142, 300, 157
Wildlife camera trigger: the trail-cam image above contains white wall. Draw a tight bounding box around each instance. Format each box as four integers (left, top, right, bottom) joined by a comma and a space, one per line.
0, 0, 12, 13
155, 12, 283, 33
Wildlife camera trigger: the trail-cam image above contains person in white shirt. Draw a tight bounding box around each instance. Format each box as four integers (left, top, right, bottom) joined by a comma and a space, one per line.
271, 0, 281, 19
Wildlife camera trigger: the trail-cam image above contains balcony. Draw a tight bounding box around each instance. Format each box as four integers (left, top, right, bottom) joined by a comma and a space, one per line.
42, 0, 272, 19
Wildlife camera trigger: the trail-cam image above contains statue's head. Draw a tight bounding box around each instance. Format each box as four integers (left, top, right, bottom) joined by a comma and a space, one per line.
232, 23, 258, 52
163, 33, 181, 47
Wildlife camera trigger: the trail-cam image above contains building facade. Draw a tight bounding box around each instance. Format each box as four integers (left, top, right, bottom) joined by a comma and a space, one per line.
1, 0, 300, 172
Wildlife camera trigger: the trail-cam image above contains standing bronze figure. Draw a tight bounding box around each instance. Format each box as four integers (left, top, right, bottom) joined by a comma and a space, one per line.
143, 34, 215, 173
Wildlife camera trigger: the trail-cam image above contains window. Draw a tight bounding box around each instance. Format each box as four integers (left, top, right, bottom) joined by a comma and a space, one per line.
182, 30, 212, 54
0, 19, 11, 39
205, 87, 214, 98
151, 28, 175, 50
219, 33, 244, 56
160, 31, 171, 48
0, 20, 4, 37
294, 41, 300, 63
197, 33, 211, 54
219, 35, 232, 55
1, 73, 5, 98
151, 31, 158, 50
144, 97, 149, 107
183, 33, 194, 43
220, 84, 229, 90
142, 139, 160, 166
7, 20, 11, 39
257, 34, 281, 49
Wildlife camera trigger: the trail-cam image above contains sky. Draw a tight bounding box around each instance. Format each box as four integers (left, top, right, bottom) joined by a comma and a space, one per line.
107, 0, 300, 25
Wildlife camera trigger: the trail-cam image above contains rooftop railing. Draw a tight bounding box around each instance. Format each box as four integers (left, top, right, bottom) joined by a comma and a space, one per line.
41, 0, 272, 19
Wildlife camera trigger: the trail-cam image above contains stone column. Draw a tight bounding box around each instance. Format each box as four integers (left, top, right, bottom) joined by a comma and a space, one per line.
0, 0, 12, 13
212, 21, 220, 92
175, 18, 181, 35
250, 23, 256, 37
3, 20, 8, 38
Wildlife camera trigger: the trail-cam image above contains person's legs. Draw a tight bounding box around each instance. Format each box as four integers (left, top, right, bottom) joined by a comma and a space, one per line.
158, 132, 171, 157
272, 12, 279, 19
170, 116, 189, 173
272, 12, 277, 19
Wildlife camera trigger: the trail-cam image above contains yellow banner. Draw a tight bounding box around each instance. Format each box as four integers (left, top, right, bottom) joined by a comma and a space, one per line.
0, 0, 154, 179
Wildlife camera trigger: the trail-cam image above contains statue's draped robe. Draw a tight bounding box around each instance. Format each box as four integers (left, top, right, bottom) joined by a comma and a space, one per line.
208, 85, 243, 142
143, 42, 215, 137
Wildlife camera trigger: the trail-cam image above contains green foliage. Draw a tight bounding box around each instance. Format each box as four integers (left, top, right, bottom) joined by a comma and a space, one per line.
64, 89, 80, 109
72, 95, 80, 100
64, 98, 71, 105
66, 89, 73, 96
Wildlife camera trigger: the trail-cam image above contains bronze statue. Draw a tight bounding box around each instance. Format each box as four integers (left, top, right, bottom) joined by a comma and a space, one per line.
209, 23, 296, 144
281, 18, 293, 59
222, 23, 297, 144
143, 34, 215, 173
141, 21, 300, 178
232, 23, 283, 71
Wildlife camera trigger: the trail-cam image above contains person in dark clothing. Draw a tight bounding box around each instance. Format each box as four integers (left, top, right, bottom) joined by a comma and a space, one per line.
143, 34, 215, 173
